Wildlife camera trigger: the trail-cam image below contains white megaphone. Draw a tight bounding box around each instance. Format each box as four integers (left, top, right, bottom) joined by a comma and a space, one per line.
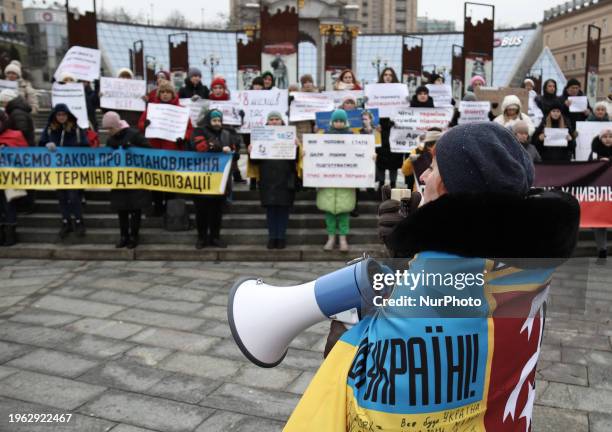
228, 256, 387, 368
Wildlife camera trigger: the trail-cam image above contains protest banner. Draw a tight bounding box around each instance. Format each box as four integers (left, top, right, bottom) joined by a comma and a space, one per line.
100, 77, 146, 112
534, 161, 612, 227
54, 46, 101, 82
576, 121, 612, 161
544, 128, 569, 147
364, 83, 410, 118
568, 96, 588, 113
289, 92, 334, 122
0, 147, 233, 195
0, 79, 17, 92
458, 101, 491, 124
315, 109, 381, 145
179, 98, 208, 126
238, 89, 288, 133
51, 82, 90, 129
426, 84, 453, 108
321, 90, 365, 107
250, 126, 297, 160
302, 134, 376, 188
145, 103, 190, 142
389, 107, 454, 153
474, 87, 529, 117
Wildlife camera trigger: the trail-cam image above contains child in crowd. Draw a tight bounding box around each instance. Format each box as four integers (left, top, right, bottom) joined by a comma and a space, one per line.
512, 120, 541, 163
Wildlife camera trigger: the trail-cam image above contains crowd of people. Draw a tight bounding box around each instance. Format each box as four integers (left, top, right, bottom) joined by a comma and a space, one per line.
0, 62, 610, 258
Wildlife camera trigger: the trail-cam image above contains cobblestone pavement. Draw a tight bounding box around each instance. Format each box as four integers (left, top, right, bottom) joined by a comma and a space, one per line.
0, 258, 610, 432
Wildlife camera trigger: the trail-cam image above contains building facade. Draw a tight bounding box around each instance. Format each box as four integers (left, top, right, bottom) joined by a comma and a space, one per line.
543, 0, 612, 98
416, 16, 456, 33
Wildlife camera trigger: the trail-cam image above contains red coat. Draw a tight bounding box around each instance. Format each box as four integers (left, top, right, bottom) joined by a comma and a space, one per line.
138, 96, 193, 151
0, 129, 28, 147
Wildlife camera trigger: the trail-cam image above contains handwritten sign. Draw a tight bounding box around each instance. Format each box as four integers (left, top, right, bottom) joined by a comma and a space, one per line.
458, 101, 491, 125
426, 84, 453, 108
289, 92, 334, 122
145, 103, 189, 142
302, 134, 376, 188
51, 82, 89, 129
250, 126, 297, 160
544, 128, 569, 147
364, 83, 410, 118
238, 89, 288, 133
54, 46, 101, 82
100, 77, 146, 112
390, 107, 454, 153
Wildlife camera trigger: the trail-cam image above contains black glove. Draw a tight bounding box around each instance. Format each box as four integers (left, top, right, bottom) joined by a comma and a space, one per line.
377, 185, 422, 254
176, 138, 185, 148
144, 119, 151, 128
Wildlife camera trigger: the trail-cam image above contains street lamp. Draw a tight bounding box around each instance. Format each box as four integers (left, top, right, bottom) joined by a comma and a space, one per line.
371, 57, 388, 77
203, 54, 221, 78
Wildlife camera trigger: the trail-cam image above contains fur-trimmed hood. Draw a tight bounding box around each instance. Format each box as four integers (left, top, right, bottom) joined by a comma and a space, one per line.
387, 190, 580, 260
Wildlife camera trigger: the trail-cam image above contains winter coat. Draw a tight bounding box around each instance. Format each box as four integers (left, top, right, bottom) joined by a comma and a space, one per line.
16, 79, 39, 114
178, 79, 210, 100
106, 127, 151, 211
285, 190, 580, 432
376, 117, 404, 170
535, 79, 561, 116
138, 96, 193, 151
590, 136, 612, 160
532, 116, 575, 162
586, 112, 609, 122
493, 95, 536, 135
0, 129, 28, 147
5, 97, 35, 146
522, 142, 542, 163
410, 95, 435, 108
84, 84, 99, 131
256, 158, 298, 207
316, 126, 356, 214
38, 104, 89, 148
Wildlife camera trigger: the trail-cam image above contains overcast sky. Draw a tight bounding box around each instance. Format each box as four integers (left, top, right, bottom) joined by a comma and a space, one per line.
30, 0, 566, 28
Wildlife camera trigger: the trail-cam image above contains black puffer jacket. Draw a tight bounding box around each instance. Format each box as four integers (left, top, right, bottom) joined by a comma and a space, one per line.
5, 96, 35, 146
178, 78, 210, 100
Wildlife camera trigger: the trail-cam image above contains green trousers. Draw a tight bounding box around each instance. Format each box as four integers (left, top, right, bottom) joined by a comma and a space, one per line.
325, 212, 350, 235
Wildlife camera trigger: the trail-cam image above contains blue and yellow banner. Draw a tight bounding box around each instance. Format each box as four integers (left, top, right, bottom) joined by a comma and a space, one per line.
0, 147, 233, 195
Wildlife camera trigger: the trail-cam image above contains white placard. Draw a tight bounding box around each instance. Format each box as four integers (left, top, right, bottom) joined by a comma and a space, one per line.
54, 46, 101, 82
544, 128, 569, 147
100, 77, 146, 112
321, 90, 365, 107
426, 84, 453, 107
576, 121, 612, 161
208, 98, 242, 126
458, 101, 491, 125
145, 103, 189, 142
302, 134, 376, 188
390, 108, 454, 153
528, 93, 543, 126
179, 98, 207, 126
250, 126, 297, 160
364, 83, 410, 118
238, 89, 288, 133
568, 96, 588, 113
0, 79, 18, 92
51, 82, 89, 129
289, 92, 334, 122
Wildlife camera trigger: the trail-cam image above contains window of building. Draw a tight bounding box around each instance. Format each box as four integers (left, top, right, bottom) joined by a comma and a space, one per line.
564, 55, 568, 69
565, 29, 569, 40
603, 47, 608, 64
581, 51, 585, 67
572, 54, 576, 69
573, 26, 578, 40
583, 24, 587, 37
604, 18, 608, 33
545, 34, 550, 46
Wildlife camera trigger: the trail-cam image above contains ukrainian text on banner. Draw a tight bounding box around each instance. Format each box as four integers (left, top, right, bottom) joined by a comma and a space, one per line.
238, 89, 289, 133
390, 107, 454, 153
534, 161, 612, 228
100, 77, 147, 112
0, 147, 233, 195
364, 83, 410, 118
302, 134, 376, 188
54, 46, 101, 82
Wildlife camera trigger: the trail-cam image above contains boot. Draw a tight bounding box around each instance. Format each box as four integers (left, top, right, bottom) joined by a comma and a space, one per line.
74, 219, 86, 237
209, 237, 227, 248
127, 235, 139, 249
196, 235, 207, 250
323, 234, 335, 251
339, 235, 349, 252
4, 225, 17, 246
127, 212, 140, 249
277, 239, 286, 250
267, 238, 276, 250
59, 219, 72, 239
116, 236, 129, 248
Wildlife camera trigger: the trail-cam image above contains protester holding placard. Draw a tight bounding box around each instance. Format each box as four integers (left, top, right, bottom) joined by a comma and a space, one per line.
39, 103, 89, 239
105, 68, 144, 127
333, 69, 362, 91
493, 95, 535, 135
468, 75, 486, 92
533, 101, 576, 161
189, 109, 237, 249
401, 128, 442, 189
535, 79, 561, 116
589, 128, 612, 259
3, 61, 38, 114
146, 71, 171, 103
561, 78, 591, 130
83, 80, 100, 132
262, 71, 275, 90
103, 111, 151, 249
512, 120, 541, 163
410, 86, 434, 108
587, 101, 610, 122
317, 109, 356, 252
178, 68, 210, 101
248, 112, 298, 250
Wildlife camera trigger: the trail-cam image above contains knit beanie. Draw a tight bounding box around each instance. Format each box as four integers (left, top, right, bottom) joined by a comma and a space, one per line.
266, 111, 283, 122
462, 92, 477, 102
470, 75, 486, 87
4, 63, 21, 78
435, 122, 534, 195
415, 85, 429, 95
117, 68, 134, 79
331, 109, 348, 125
210, 110, 223, 120
188, 67, 202, 78
524, 78, 535, 88
157, 70, 171, 81
566, 78, 581, 88
0, 89, 18, 104
599, 127, 612, 139
102, 111, 129, 130
211, 77, 226, 89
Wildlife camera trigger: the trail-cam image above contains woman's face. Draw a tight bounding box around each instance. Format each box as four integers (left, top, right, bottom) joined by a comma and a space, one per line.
546, 82, 556, 94
252, 84, 263, 90
332, 120, 346, 130
550, 109, 562, 120
505, 106, 519, 118
212, 85, 224, 97
267, 117, 283, 126
5, 71, 18, 81
159, 90, 173, 102
602, 132, 612, 147
342, 100, 356, 111
421, 158, 447, 204
263, 76, 273, 88
434, 77, 444, 85
417, 92, 429, 103
362, 114, 372, 127
525, 82, 534, 92
595, 105, 607, 118
190, 75, 201, 85
472, 81, 483, 91
302, 81, 314, 90
157, 74, 166, 85
342, 73, 354, 84
382, 70, 394, 83
55, 112, 68, 124
567, 85, 580, 96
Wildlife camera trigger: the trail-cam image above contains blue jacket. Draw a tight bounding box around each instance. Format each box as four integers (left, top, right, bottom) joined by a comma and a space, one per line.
39, 103, 89, 148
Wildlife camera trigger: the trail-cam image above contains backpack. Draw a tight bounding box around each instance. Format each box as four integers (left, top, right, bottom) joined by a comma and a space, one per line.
164, 198, 191, 231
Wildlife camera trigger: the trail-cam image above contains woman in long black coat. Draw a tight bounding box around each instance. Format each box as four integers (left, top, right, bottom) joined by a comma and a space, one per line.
102, 111, 151, 249
376, 68, 404, 190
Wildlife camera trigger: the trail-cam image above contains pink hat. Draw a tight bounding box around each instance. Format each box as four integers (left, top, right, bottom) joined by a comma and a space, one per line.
102, 111, 129, 130
470, 75, 486, 87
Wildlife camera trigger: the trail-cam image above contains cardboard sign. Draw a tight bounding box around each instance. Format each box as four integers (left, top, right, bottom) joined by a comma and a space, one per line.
364, 83, 410, 118
302, 133, 376, 188
51, 82, 89, 129
250, 126, 297, 160
575, 121, 612, 161
289, 92, 335, 122
100, 77, 146, 112
426, 84, 453, 108
544, 128, 569, 147
458, 101, 491, 125
238, 89, 288, 133
54, 46, 101, 82
390, 108, 454, 153
145, 103, 189, 142
474, 87, 529, 117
